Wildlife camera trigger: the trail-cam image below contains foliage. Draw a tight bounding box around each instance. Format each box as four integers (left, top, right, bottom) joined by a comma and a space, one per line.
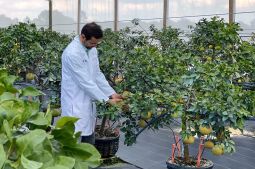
0, 23, 71, 107
0, 69, 101, 169
98, 17, 255, 162
0, 18, 254, 165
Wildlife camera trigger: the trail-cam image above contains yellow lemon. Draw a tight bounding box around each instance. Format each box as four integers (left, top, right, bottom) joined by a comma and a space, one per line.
142, 111, 152, 120
199, 47, 205, 51
52, 108, 61, 117
122, 90, 132, 99
215, 46, 221, 50
206, 56, 212, 61
183, 136, 195, 144
26, 73, 35, 81
199, 125, 212, 135
171, 112, 179, 118
138, 119, 147, 128
212, 145, 224, 156
204, 141, 214, 149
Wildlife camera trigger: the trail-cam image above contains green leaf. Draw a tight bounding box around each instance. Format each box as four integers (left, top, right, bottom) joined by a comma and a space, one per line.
45, 165, 69, 169
21, 154, 43, 169
64, 143, 101, 168
16, 129, 47, 157
0, 82, 5, 95
3, 120, 12, 142
25, 101, 40, 116
222, 116, 228, 122
51, 122, 77, 146
56, 156, 75, 169
55, 117, 78, 128
0, 133, 8, 144
28, 112, 49, 126
0, 144, 6, 168
4, 75, 17, 86
222, 111, 228, 116
74, 161, 89, 169
28, 150, 54, 168
0, 69, 8, 79
20, 86, 44, 97
0, 92, 16, 102
45, 104, 52, 125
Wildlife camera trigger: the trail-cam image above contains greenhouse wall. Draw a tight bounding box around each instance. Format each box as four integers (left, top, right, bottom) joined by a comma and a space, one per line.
0, 0, 254, 37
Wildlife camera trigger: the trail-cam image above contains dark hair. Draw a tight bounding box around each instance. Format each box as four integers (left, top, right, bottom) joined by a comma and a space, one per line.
81, 22, 103, 40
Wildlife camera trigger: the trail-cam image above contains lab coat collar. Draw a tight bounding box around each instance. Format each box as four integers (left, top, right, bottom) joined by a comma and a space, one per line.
74, 35, 94, 54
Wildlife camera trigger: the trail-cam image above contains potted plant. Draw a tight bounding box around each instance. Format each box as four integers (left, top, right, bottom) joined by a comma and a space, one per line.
164, 17, 254, 168
94, 102, 122, 159
99, 18, 254, 168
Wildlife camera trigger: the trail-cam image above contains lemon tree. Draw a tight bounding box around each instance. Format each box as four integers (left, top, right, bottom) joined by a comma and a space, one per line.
0, 23, 71, 108
98, 18, 254, 164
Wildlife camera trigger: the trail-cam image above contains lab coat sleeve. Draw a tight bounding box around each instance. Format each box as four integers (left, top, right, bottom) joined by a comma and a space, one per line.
64, 51, 109, 101
94, 51, 116, 97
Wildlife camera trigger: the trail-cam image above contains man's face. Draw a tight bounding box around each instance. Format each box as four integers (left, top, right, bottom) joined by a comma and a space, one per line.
81, 35, 102, 49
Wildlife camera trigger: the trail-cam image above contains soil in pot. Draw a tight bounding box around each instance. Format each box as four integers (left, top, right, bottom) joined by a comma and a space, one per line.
166, 157, 214, 169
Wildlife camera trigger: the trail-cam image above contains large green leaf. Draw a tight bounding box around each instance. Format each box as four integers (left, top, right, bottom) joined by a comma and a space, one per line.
3, 120, 12, 142
28, 112, 50, 126
63, 143, 100, 165
28, 150, 54, 169
0, 82, 5, 95
16, 129, 47, 157
74, 143, 101, 168
51, 122, 77, 146
44, 165, 69, 169
21, 154, 43, 169
0, 100, 17, 120
55, 116, 78, 129
74, 162, 89, 169
20, 86, 44, 97
0, 144, 6, 168
56, 156, 75, 169
0, 69, 8, 79
24, 101, 40, 117
0, 133, 8, 144
3, 75, 16, 86
0, 92, 16, 102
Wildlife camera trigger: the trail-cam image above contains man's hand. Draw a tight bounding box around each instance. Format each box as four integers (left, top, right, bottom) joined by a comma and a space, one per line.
108, 98, 122, 105
110, 93, 123, 99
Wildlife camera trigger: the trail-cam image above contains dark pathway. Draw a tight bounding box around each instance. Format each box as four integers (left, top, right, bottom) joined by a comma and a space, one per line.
117, 126, 255, 169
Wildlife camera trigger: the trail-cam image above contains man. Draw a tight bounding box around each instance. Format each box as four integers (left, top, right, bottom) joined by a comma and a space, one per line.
61, 22, 122, 144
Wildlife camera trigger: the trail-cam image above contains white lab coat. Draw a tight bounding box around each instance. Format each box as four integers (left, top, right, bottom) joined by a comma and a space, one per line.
61, 36, 115, 136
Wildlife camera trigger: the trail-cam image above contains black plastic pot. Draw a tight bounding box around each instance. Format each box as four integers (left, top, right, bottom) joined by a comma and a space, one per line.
166, 158, 214, 169
95, 134, 120, 158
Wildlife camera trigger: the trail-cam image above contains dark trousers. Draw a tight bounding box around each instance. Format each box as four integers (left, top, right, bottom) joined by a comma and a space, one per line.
81, 132, 95, 145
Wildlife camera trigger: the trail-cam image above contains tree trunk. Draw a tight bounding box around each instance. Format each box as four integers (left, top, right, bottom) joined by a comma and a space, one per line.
182, 112, 190, 163
99, 115, 108, 137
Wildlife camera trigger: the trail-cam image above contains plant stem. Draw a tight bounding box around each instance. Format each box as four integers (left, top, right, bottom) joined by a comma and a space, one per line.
182, 112, 190, 162
99, 114, 108, 137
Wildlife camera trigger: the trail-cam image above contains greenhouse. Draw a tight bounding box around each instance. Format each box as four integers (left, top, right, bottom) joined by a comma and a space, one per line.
0, 0, 254, 169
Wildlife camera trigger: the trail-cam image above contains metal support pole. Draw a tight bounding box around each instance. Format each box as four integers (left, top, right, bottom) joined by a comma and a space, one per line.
114, 0, 118, 32
229, 0, 235, 24
163, 0, 169, 28
77, 0, 81, 34
49, 0, 52, 31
